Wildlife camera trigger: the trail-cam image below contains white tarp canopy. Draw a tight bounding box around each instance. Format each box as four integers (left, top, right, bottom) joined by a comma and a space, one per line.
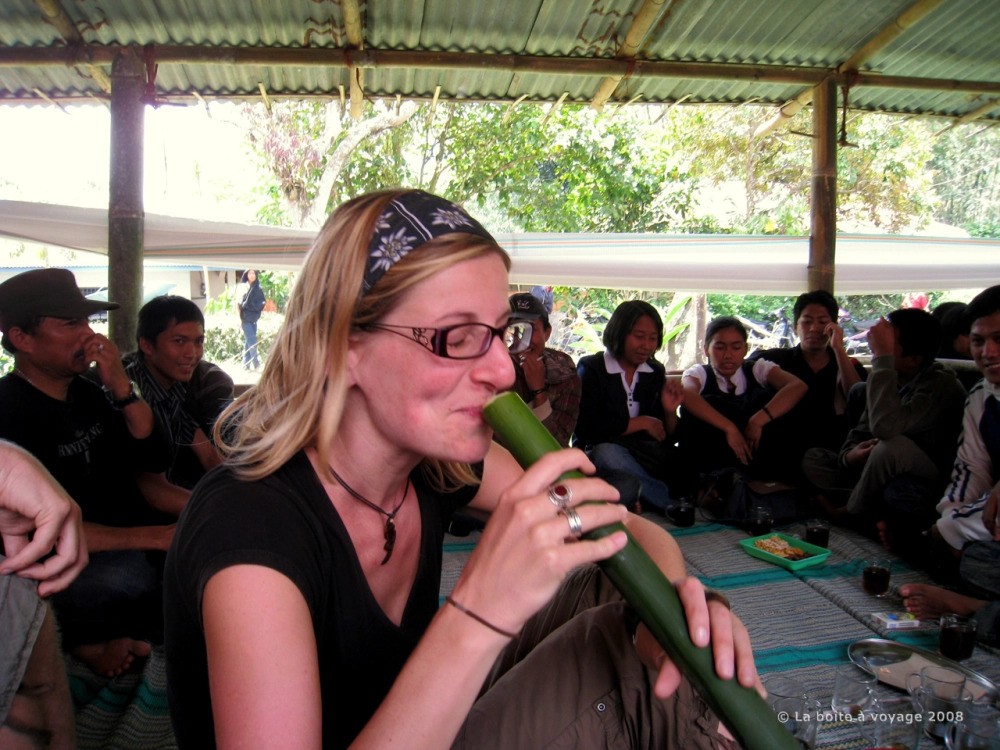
1, 199, 997, 294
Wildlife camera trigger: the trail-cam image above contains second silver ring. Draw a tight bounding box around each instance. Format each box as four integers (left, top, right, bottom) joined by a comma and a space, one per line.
559, 506, 584, 538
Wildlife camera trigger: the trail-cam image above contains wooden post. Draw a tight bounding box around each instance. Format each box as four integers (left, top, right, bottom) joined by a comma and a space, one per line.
108, 48, 145, 351
809, 78, 836, 293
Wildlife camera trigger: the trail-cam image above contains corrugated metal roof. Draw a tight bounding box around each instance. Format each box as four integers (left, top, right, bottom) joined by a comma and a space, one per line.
0, 0, 997, 123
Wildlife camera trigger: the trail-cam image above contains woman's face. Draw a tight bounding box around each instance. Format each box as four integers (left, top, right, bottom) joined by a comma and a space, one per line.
247, 270, 257, 283
705, 326, 748, 378
349, 253, 515, 464
620, 315, 659, 369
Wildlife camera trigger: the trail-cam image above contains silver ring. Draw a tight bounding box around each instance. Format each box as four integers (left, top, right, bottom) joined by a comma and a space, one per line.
547, 483, 572, 508
560, 506, 584, 538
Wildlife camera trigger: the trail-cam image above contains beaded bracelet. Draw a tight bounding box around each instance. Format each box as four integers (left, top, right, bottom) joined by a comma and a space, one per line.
445, 596, 518, 638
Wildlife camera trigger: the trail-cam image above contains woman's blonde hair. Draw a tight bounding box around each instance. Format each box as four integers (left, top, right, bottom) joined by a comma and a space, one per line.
215, 189, 511, 490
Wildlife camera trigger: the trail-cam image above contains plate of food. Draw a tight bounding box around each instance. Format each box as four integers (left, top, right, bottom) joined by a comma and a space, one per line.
739, 533, 831, 570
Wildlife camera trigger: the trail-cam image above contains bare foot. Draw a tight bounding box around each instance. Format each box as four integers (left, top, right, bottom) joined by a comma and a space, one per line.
898, 583, 985, 620
72, 638, 152, 678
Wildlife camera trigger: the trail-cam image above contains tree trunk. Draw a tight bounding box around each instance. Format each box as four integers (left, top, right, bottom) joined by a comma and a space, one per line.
308, 101, 419, 226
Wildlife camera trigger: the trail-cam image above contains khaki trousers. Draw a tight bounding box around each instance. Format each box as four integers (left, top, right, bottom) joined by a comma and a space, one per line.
453, 565, 735, 750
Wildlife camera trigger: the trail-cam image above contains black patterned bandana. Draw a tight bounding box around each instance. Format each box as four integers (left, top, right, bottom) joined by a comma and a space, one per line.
363, 190, 497, 292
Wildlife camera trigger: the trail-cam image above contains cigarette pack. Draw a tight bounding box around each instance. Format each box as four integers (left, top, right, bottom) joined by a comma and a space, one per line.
872, 611, 926, 630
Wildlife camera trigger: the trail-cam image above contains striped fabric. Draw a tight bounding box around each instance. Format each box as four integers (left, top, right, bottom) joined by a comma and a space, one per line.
442, 516, 1000, 750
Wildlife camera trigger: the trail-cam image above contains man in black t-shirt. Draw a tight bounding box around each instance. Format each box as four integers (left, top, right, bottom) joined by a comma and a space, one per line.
750, 290, 868, 468
0, 269, 174, 678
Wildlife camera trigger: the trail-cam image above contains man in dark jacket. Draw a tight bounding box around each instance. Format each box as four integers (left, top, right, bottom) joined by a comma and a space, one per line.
802, 308, 966, 547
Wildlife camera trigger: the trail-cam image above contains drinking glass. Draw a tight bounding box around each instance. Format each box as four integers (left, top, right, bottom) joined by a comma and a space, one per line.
940, 613, 978, 661
906, 665, 968, 699
861, 556, 892, 597
747, 506, 773, 536
669, 498, 695, 527
762, 673, 807, 709
867, 695, 922, 750
912, 686, 974, 741
831, 664, 875, 718
945, 702, 1000, 749
772, 696, 820, 749
803, 518, 830, 548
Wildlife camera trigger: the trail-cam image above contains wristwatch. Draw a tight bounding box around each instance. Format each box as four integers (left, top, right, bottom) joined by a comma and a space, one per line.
527, 387, 548, 399
112, 380, 142, 409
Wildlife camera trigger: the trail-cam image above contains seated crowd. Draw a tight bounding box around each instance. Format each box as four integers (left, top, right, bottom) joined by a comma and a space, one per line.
0, 242, 996, 746
0, 269, 232, 680
497, 283, 997, 655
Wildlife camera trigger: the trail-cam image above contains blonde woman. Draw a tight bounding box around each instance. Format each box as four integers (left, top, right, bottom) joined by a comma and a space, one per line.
164, 190, 758, 749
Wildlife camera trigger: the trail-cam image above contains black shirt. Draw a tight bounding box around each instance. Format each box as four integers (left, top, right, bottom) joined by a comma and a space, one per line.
164, 451, 478, 748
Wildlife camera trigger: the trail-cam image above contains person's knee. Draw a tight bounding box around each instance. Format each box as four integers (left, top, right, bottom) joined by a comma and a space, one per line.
588, 442, 631, 469
868, 435, 919, 464
800, 447, 838, 484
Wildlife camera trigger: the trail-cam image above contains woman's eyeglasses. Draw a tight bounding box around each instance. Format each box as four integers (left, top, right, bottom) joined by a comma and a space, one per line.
365, 320, 533, 360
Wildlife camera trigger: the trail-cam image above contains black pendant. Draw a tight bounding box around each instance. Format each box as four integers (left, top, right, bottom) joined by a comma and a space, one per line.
381, 517, 397, 565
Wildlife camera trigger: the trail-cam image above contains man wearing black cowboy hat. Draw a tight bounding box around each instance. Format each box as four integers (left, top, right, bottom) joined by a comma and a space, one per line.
0, 268, 174, 678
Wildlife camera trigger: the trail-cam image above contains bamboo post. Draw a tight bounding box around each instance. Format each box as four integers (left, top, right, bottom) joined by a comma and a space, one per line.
108, 48, 145, 351
809, 78, 836, 293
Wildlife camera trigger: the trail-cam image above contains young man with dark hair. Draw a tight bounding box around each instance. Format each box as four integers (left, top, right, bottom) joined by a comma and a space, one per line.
900, 286, 1000, 640
802, 307, 966, 546
124, 295, 233, 490
750, 290, 867, 462
933, 284, 1000, 551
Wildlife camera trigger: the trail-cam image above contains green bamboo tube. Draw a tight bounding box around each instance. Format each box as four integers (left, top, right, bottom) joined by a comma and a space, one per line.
484, 391, 798, 750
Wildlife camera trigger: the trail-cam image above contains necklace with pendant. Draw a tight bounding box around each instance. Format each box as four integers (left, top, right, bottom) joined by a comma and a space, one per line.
328, 464, 410, 565
13, 368, 36, 388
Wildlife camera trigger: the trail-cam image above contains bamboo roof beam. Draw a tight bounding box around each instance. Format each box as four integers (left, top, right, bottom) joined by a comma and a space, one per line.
754, 0, 946, 138
342, 0, 365, 119
257, 82, 272, 114
1, 44, 998, 99
503, 93, 529, 123
590, 0, 677, 111
542, 91, 568, 125
32, 0, 111, 92
934, 98, 1000, 136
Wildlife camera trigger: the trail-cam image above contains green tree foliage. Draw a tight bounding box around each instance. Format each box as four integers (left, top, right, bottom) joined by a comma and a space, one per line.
930, 124, 1000, 237
836, 115, 936, 232
543, 287, 692, 363
446, 104, 664, 232
235, 97, 988, 364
